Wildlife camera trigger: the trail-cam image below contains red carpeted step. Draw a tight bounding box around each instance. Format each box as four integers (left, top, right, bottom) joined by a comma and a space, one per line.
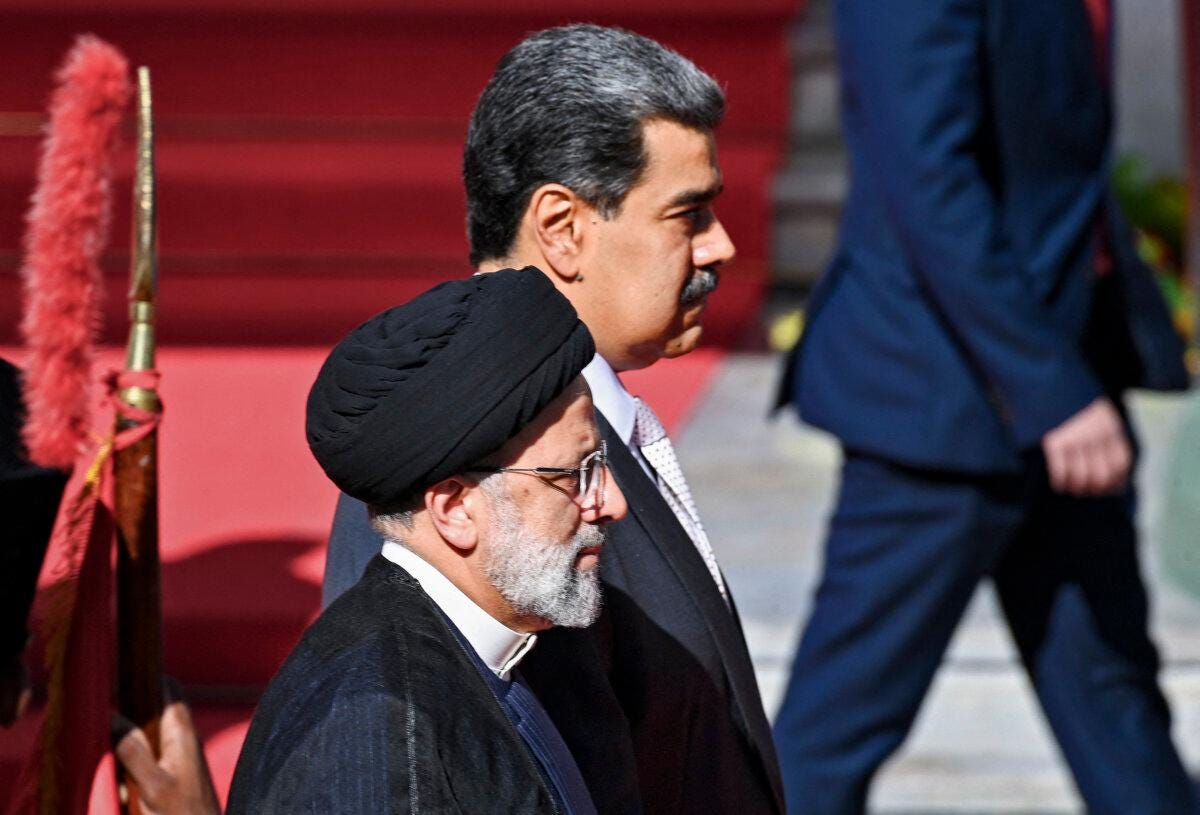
0, 137, 775, 258
0, 138, 465, 258
0, 3, 794, 134
0, 256, 766, 346
0, 0, 797, 346
0, 138, 776, 346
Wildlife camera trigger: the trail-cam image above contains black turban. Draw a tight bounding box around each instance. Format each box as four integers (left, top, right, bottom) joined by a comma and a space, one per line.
306, 267, 594, 509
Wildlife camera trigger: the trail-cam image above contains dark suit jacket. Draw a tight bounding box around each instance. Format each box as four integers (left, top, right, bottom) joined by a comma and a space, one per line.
321, 416, 785, 814
526, 415, 784, 815
229, 556, 558, 814
777, 0, 1189, 474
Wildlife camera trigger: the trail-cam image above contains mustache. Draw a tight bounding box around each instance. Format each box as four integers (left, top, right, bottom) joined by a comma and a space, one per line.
679, 267, 720, 306
571, 522, 607, 555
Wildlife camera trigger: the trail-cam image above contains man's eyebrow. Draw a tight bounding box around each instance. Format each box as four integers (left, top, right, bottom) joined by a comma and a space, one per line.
666, 182, 724, 209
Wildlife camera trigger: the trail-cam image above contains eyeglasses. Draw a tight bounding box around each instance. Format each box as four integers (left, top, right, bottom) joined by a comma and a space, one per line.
468, 441, 608, 508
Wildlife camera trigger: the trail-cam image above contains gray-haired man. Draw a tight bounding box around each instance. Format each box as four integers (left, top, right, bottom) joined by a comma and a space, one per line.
326, 25, 785, 814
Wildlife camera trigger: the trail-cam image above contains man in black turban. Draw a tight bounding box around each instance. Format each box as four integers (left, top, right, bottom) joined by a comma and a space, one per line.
228, 267, 627, 814
324, 25, 783, 815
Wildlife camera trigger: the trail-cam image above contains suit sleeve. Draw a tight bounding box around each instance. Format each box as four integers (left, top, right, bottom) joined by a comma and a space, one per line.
835, 0, 1102, 446
322, 492, 385, 609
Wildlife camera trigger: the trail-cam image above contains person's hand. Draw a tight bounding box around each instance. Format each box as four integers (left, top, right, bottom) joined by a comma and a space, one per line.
1041, 397, 1131, 496
114, 695, 221, 815
0, 655, 31, 727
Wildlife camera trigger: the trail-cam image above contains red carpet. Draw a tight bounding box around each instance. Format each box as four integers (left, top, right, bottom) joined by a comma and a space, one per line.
0, 0, 794, 347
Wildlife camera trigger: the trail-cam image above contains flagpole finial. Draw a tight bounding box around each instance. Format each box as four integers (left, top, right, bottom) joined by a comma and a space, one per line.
121, 66, 159, 415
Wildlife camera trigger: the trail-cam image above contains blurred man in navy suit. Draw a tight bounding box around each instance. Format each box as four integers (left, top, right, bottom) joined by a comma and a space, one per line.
775, 1, 1197, 813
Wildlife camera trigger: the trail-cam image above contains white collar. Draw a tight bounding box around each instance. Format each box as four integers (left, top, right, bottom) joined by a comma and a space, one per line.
381, 541, 537, 680
581, 354, 635, 446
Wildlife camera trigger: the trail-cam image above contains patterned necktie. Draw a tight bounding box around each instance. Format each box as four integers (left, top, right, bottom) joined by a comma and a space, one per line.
631, 396, 728, 604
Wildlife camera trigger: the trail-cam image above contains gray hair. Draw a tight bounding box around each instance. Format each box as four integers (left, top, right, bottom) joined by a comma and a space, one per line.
463, 24, 725, 265
369, 505, 415, 541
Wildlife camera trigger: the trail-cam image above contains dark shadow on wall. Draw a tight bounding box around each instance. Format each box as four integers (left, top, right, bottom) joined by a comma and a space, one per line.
161, 535, 324, 688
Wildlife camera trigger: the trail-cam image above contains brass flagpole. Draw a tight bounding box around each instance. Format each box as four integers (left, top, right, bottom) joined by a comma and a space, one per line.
114, 66, 164, 814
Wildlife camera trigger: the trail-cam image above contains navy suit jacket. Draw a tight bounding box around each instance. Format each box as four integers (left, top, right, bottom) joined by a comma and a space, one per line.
778, 0, 1188, 473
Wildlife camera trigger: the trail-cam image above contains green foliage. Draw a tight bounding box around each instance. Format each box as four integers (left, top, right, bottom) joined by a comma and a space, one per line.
1112, 155, 1187, 263
1112, 155, 1195, 347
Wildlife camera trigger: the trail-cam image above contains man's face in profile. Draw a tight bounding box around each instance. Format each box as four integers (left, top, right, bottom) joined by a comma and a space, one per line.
577, 120, 736, 373
476, 379, 625, 630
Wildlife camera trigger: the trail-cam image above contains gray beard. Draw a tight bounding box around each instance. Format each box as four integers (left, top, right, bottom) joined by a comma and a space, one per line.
481, 481, 604, 628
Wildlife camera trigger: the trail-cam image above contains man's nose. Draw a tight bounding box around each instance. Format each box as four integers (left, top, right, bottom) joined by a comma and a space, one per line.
694, 216, 735, 268
586, 467, 627, 523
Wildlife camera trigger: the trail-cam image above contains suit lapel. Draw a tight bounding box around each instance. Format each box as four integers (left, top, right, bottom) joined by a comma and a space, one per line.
602, 416, 731, 626
597, 414, 783, 809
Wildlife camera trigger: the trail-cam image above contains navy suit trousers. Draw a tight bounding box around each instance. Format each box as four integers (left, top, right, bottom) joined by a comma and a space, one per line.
773, 452, 1199, 815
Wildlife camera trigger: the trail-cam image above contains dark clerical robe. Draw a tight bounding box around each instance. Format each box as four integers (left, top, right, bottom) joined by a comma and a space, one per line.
228, 556, 560, 813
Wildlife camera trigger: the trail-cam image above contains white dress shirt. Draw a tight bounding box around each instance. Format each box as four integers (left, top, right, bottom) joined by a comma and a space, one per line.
382, 540, 536, 680
581, 354, 654, 479
582, 353, 729, 602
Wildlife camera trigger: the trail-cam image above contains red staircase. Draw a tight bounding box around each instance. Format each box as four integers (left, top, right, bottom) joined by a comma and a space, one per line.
0, 1, 797, 806
0, 0, 795, 346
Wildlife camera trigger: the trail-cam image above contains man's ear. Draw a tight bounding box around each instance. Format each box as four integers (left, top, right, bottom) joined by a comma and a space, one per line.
425, 477, 481, 554
527, 183, 585, 282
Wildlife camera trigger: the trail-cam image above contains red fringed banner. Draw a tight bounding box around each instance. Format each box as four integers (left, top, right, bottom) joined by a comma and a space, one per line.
8, 33, 135, 815
19, 35, 131, 471
8, 370, 162, 815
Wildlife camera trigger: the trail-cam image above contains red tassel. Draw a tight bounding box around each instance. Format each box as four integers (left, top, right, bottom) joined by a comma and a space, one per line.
20, 35, 131, 470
